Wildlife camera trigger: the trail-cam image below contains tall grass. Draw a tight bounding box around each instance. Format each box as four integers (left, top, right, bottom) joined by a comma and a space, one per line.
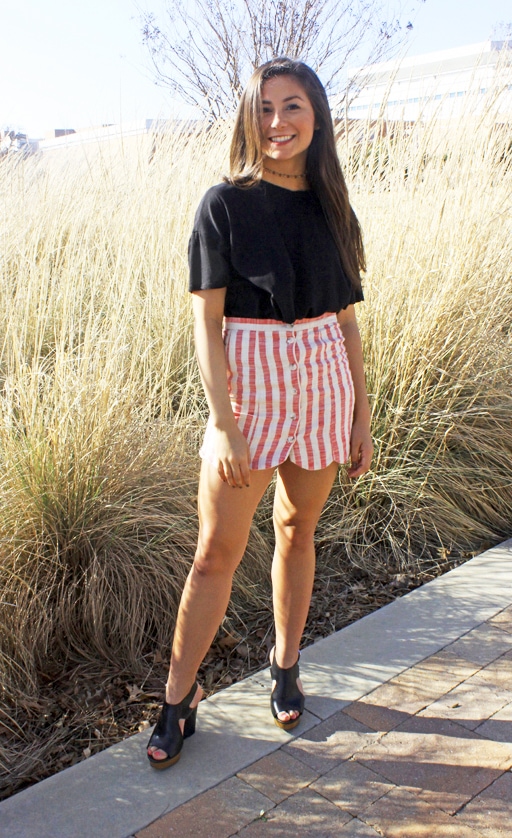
322, 110, 512, 569
0, 97, 511, 795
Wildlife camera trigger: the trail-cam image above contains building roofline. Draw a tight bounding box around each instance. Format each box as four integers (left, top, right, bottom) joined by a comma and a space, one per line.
349, 39, 510, 77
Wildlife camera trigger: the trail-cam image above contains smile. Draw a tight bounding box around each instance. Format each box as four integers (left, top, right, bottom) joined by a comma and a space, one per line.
269, 135, 295, 143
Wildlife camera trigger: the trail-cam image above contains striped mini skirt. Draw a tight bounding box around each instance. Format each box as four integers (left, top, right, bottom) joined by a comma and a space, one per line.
199, 312, 355, 472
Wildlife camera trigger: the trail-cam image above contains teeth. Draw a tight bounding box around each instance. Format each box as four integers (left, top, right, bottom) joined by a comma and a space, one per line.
270, 136, 293, 143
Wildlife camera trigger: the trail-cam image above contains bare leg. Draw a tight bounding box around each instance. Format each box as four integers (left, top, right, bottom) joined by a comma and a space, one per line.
271, 459, 339, 722
148, 459, 274, 760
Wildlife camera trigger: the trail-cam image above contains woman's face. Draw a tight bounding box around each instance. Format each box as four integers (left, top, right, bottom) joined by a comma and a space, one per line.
260, 75, 316, 170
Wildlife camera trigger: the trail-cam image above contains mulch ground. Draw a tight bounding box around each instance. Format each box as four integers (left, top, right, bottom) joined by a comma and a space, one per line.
1, 550, 476, 801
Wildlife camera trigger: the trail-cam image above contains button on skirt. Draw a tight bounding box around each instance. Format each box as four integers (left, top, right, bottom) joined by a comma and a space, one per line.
199, 312, 355, 471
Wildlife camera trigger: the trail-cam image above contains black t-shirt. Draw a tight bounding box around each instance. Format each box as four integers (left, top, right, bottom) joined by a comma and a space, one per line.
188, 180, 363, 323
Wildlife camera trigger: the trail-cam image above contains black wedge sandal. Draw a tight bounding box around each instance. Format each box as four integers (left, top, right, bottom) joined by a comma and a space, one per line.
270, 650, 305, 731
147, 682, 200, 770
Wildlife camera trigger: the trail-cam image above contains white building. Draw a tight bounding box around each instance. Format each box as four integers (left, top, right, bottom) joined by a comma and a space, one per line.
343, 40, 512, 122
38, 119, 170, 151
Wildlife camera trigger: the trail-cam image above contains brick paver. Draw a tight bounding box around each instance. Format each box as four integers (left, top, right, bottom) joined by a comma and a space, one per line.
236, 750, 319, 804
235, 787, 353, 836
282, 709, 381, 774
418, 653, 512, 730
343, 682, 434, 732
475, 699, 512, 742
311, 758, 395, 814
488, 605, 512, 634
455, 770, 512, 837
134, 777, 273, 838
391, 650, 481, 692
338, 819, 383, 836
354, 715, 512, 815
134, 607, 512, 838
442, 623, 512, 666
359, 787, 485, 837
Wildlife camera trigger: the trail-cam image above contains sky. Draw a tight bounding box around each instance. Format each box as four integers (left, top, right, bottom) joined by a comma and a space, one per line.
1, 0, 510, 137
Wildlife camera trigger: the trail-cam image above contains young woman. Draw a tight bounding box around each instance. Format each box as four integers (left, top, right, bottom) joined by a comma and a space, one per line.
147, 57, 373, 769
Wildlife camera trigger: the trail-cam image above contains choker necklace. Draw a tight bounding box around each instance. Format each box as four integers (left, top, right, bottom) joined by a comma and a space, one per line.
264, 166, 307, 180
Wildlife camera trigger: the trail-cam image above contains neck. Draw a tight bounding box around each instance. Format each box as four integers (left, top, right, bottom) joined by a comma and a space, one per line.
263, 166, 307, 180
262, 160, 309, 191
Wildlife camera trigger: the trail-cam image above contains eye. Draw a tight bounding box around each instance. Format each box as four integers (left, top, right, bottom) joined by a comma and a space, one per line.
286, 103, 300, 110
261, 106, 273, 114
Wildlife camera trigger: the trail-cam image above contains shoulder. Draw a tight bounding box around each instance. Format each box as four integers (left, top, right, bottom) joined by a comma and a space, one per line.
193, 184, 231, 235
194, 182, 265, 232
195, 182, 228, 213
198, 181, 264, 211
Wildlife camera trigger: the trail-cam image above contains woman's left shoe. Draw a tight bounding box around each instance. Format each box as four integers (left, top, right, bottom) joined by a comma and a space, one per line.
270, 649, 305, 731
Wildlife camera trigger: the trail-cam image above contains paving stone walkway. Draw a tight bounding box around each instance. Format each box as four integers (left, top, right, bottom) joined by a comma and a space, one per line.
1, 539, 511, 838
136, 608, 512, 838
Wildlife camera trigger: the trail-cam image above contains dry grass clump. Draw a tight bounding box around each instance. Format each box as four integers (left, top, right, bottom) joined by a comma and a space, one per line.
0, 96, 511, 797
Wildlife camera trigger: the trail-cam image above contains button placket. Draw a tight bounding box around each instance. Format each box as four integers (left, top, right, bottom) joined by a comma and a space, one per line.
286, 326, 301, 448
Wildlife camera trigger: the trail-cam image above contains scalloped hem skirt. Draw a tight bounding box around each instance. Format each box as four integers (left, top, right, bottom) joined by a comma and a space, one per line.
199, 312, 355, 472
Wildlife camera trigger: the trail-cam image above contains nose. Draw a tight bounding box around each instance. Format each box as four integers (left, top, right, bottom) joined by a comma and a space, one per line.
270, 109, 285, 128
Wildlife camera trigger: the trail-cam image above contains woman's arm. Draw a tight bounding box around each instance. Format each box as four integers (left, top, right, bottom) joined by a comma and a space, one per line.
337, 305, 373, 478
192, 289, 252, 488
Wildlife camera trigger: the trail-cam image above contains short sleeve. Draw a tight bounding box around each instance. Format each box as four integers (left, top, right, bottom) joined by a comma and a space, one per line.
350, 284, 364, 305
337, 278, 364, 311
188, 188, 233, 292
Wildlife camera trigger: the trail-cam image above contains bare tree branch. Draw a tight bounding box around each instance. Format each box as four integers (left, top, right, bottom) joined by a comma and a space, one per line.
138, 0, 428, 119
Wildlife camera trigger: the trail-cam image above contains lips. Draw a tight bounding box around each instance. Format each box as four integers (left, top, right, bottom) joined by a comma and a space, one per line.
268, 135, 295, 144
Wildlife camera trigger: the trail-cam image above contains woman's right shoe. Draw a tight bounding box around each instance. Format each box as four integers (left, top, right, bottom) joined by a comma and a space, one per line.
147, 681, 200, 770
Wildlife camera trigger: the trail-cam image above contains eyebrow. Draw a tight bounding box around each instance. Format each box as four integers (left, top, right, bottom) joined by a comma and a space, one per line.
261, 94, 305, 104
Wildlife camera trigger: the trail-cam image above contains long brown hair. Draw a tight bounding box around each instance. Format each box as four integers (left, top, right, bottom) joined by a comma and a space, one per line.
227, 57, 365, 289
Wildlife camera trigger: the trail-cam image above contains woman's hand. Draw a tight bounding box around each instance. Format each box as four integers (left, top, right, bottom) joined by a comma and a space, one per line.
213, 424, 252, 488
192, 289, 252, 488
337, 306, 373, 480
347, 418, 373, 479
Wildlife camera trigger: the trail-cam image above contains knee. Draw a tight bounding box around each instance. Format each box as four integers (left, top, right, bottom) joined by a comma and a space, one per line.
273, 512, 315, 554
192, 536, 242, 578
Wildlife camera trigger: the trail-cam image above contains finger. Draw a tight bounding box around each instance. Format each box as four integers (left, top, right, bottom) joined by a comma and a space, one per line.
239, 457, 251, 488
347, 465, 360, 478
349, 443, 362, 471
361, 449, 373, 472
217, 463, 228, 484
348, 451, 372, 478
360, 441, 374, 471
223, 460, 243, 489
229, 461, 245, 489
222, 463, 236, 488
348, 465, 365, 478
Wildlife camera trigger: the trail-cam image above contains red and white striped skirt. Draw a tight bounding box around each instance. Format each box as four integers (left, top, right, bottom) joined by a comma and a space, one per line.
200, 312, 355, 471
